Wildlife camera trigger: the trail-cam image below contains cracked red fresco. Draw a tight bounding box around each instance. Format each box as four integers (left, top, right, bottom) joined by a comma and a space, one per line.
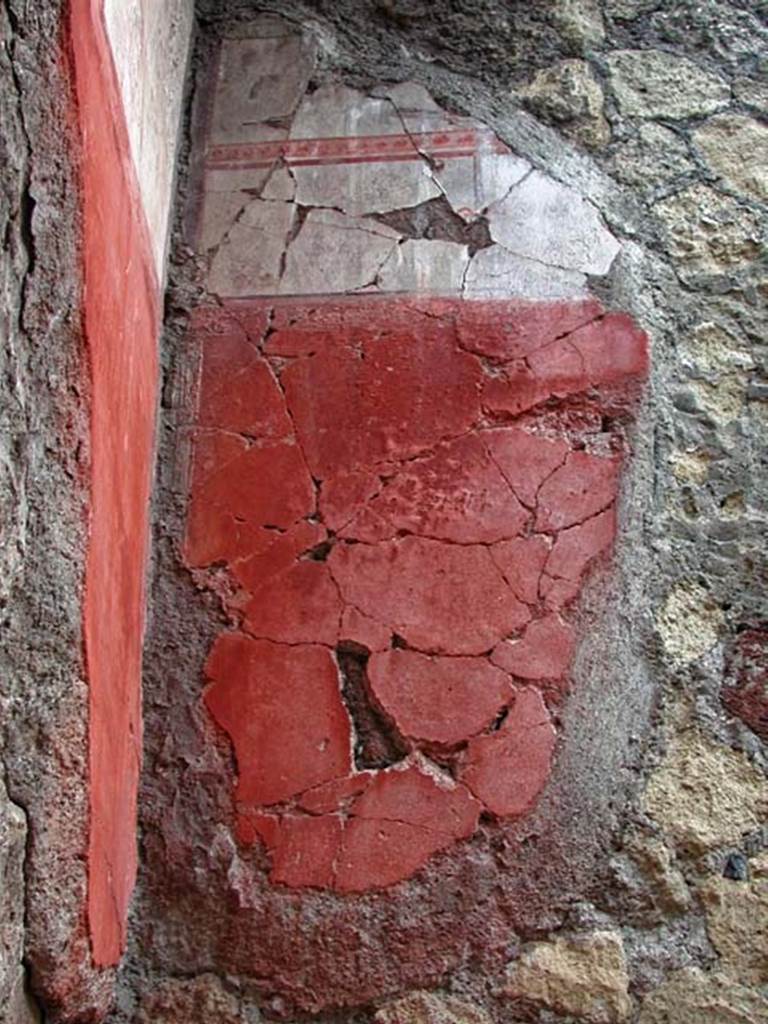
184, 296, 648, 892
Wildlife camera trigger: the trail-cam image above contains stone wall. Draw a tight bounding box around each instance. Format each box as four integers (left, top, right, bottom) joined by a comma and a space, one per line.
0, 1, 765, 1023
114, 1, 766, 1022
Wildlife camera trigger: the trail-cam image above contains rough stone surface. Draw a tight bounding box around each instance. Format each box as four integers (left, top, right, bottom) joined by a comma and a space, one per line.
655, 580, 724, 666
521, 59, 610, 150
0, 1, 113, 1019
135, 974, 243, 1024
699, 853, 768, 985
0, 783, 27, 1021
654, 185, 763, 277
638, 968, 768, 1024
552, 0, 605, 51
624, 832, 691, 914
503, 930, 632, 1022
611, 123, 695, 191
643, 728, 767, 854
605, 50, 730, 120
374, 990, 493, 1024
693, 114, 768, 204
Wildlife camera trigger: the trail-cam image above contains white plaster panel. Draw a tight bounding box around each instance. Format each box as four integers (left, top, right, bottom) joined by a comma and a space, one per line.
377, 240, 470, 293
103, 0, 194, 281
280, 209, 400, 295
487, 171, 620, 276
464, 245, 588, 299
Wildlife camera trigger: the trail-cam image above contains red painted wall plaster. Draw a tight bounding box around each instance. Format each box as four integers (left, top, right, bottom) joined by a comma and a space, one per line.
185, 296, 648, 893
71, 0, 160, 965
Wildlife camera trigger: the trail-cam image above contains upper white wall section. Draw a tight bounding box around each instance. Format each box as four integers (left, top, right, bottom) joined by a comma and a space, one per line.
103, 0, 194, 281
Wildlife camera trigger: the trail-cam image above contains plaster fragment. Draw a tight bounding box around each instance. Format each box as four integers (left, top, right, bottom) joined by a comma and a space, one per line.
465, 245, 587, 299
339, 433, 530, 544
280, 208, 400, 295
376, 239, 469, 293
211, 33, 314, 145
208, 198, 296, 297
368, 649, 515, 746
204, 633, 353, 805
487, 171, 620, 276
435, 151, 531, 222
328, 537, 531, 656
460, 688, 555, 817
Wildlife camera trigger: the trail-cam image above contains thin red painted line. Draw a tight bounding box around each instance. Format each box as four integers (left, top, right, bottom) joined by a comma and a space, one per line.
205, 129, 509, 171
206, 147, 484, 172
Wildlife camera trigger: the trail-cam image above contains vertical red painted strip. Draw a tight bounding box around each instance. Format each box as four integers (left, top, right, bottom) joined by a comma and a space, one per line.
70, 0, 160, 965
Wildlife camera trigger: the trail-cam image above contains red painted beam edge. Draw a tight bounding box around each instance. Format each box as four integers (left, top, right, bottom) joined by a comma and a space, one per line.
71, 0, 160, 967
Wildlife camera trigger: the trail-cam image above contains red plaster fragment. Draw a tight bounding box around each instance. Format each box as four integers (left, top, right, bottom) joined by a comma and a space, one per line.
460, 689, 556, 817
490, 614, 575, 681
722, 625, 768, 742
339, 605, 392, 652
481, 313, 647, 417
536, 451, 620, 532
185, 435, 315, 566
544, 507, 616, 583
329, 537, 531, 656
567, 312, 649, 384
281, 330, 482, 478
186, 295, 648, 895
334, 764, 481, 892
340, 434, 529, 544
198, 331, 293, 437
484, 427, 569, 508
456, 298, 603, 361
72, 0, 160, 963
334, 819, 451, 892
368, 649, 514, 746
204, 633, 352, 805
236, 810, 281, 847
482, 362, 555, 419
539, 577, 581, 612
298, 773, 374, 814
243, 560, 343, 645
351, 762, 480, 835
230, 520, 327, 592
319, 468, 386, 532
490, 536, 551, 605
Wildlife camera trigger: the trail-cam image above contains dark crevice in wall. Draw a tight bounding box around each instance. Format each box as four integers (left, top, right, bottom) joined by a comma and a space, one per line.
335, 643, 409, 770
373, 196, 493, 256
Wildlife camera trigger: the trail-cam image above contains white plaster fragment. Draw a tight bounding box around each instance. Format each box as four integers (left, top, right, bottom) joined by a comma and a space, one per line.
487, 170, 620, 276
211, 33, 315, 144
289, 84, 441, 215
464, 245, 587, 299
261, 165, 296, 201
292, 160, 440, 217
205, 167, 274, 194
208, 199, 296, 297
374, 81, 461, 134
280, 209, 401, 295
198, 191, 249, 251
377, 239, 470, 294
291, 84, 405, 139
436, 152, 531, 221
